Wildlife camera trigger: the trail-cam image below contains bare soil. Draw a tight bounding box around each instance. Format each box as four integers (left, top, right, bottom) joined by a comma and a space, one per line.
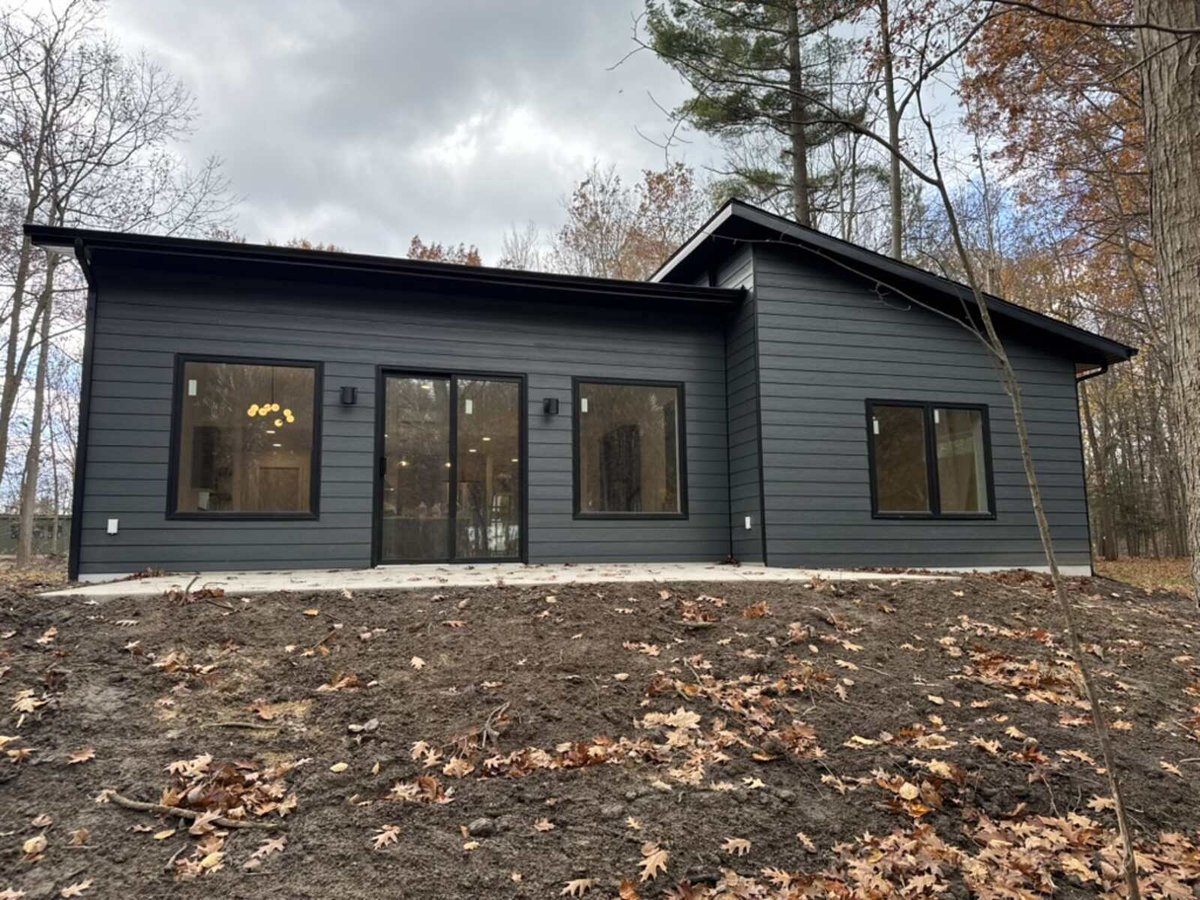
1, 572, 1198, 898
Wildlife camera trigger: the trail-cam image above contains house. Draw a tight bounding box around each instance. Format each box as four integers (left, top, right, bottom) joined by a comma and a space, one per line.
27, 200, 1135, 582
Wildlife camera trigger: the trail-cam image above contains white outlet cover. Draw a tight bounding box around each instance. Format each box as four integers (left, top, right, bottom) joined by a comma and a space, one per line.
106, 518, 119, 535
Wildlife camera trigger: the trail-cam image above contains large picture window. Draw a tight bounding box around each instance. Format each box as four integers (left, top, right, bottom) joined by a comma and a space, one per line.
574, 379, 685, 518
171, 357, 321, 517
867, 401, 993, 519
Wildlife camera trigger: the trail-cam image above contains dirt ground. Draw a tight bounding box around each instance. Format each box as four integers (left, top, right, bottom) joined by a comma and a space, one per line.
2, 571, 1199, 898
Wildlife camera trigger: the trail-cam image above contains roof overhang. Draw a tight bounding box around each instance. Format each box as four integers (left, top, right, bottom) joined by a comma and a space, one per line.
26, 225, 744, 311
653, 200, 1137, 368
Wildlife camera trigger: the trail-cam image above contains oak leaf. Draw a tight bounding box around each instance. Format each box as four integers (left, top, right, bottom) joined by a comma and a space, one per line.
66, 747, 95, 765
59, 880, 93, 898
372, 825, 401, 850
639, 843, 668, 881
722, 837, 751, 856
561, 879, 594, 897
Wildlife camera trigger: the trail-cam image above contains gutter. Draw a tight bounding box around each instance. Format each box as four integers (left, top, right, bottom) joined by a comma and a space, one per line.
1075, 363, 1110, 384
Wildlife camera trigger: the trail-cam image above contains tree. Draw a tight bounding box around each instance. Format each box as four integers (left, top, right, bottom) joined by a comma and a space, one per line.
0, 0, 234, 564
642, 0, 861, 225
550, 162, 710, 280
407, 235, 482, 266
644, 3, 1142, 891
497, 221, 543, 271
1134, 0, 1200, 603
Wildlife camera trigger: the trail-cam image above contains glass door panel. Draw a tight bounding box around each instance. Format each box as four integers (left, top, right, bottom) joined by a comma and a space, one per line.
455, 378, 521, 559
380, 376, 451, 561
379, 373, 521, 563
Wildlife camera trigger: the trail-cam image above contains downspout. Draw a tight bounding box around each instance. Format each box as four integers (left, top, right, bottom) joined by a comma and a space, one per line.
66, 239, 97, 581
1072, 361, 1110, 578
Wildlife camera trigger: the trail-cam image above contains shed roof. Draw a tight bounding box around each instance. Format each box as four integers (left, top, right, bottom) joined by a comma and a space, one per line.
653, 199, 1136, 367
25, 224, 743, 310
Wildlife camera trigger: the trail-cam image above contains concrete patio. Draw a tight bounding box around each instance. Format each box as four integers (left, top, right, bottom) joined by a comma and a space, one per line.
44, 562, 952, 599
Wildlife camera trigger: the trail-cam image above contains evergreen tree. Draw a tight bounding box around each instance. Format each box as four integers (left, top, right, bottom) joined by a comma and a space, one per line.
645, 0, 861, 226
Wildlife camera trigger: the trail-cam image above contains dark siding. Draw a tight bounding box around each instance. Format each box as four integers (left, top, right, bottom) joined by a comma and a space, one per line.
752, 245, 1091, 570
715, 246, 763, 563
78, 268, 731, 575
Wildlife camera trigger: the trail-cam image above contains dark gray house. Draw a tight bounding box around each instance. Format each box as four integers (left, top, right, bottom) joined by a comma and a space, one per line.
28, 200, 1134, 581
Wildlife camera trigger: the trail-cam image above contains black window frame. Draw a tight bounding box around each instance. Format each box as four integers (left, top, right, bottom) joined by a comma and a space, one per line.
572, 377, 688, 521
865, 399, 996, 520
167, 353, 324, 521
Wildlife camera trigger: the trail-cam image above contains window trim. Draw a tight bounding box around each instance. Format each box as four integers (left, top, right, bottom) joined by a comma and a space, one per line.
865, 399, 996, 521
167, 353, 324, 521
572, 376, 689, 521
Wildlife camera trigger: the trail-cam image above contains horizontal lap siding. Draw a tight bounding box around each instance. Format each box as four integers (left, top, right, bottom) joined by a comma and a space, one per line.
79, 270, 731, 575
752, 246, 1091, 570
716, 247, 763, 563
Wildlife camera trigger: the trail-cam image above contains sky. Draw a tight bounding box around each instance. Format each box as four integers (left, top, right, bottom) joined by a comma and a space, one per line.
103, 1, 724, 261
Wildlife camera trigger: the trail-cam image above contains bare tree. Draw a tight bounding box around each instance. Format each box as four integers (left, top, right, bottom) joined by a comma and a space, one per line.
0, 0, 235, 564
497, 221, 543, 271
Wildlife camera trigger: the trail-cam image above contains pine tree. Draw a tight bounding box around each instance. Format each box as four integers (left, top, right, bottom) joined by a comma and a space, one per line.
644, 0, 861, 226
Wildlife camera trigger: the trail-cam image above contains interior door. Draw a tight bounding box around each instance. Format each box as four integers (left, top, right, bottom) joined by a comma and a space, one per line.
379, 373, 521, 563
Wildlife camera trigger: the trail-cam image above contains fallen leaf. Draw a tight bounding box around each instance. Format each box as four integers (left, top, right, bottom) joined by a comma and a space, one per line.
329, 762, 349, 773
303, 608, 320, 617
462, 840, 480, 851
410, 656, 426, 670
66, 747, 95, 765
722, 837, 751, 856
639, 843, 669, 881
372, 825, 401, 850
68, 828, 89, 847
533, 818, 555, 832
152, 829, 176, 841
1160, 761, 1183, 777
562, 879, 595, 897
22, 833, 47, 860
59, 879, 93, 898
30, 813, 52, 828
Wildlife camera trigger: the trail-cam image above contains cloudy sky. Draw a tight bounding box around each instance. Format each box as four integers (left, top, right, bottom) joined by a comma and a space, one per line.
104, 1, 722, 261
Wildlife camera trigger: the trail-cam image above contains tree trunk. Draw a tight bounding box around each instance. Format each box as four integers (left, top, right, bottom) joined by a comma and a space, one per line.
16, 256, 57, 566
878, 0, 903, 258
0, 234, 39, 486
1137, 0, 1200, 600
785, 1, 811, 226
1080, 381, 1118, 560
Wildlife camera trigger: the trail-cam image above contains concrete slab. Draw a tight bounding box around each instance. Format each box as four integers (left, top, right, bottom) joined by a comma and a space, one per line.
43, 562, 952, 599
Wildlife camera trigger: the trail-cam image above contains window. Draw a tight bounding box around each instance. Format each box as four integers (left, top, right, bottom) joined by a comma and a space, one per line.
574, 380, 685, 517
171, 357, 321, 517
867, 401, 993, 518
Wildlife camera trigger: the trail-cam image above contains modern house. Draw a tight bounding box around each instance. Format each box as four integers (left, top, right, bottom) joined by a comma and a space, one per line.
28, 200, 1135, 582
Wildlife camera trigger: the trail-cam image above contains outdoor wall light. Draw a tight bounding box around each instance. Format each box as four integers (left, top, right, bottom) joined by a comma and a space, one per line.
340, 386, 358, 405
542, 397, 560, 415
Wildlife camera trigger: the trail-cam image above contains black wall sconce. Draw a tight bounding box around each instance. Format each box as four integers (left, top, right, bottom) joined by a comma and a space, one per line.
340, 386, 358, 406
542, 397, 560, 415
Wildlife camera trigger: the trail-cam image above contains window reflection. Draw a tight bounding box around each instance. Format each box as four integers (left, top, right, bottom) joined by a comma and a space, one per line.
175, 360, 317, 514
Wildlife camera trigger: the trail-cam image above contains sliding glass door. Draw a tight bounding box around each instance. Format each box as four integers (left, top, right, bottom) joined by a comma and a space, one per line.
379, 373, 521, 563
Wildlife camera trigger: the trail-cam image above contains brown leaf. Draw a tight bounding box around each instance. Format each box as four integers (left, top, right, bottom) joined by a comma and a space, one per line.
722, 837, 751, 856
66, 747, 95, 765
561, 879, 594, 897
639, 843, 669, 882
372, 825, 401, 850
22, 832, 47, 860
59, 879, 93, 898
533, 817, 555, 832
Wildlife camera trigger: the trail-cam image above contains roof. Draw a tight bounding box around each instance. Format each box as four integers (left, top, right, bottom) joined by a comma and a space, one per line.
24, 224, 743, 310
653, 199, 1136, 367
